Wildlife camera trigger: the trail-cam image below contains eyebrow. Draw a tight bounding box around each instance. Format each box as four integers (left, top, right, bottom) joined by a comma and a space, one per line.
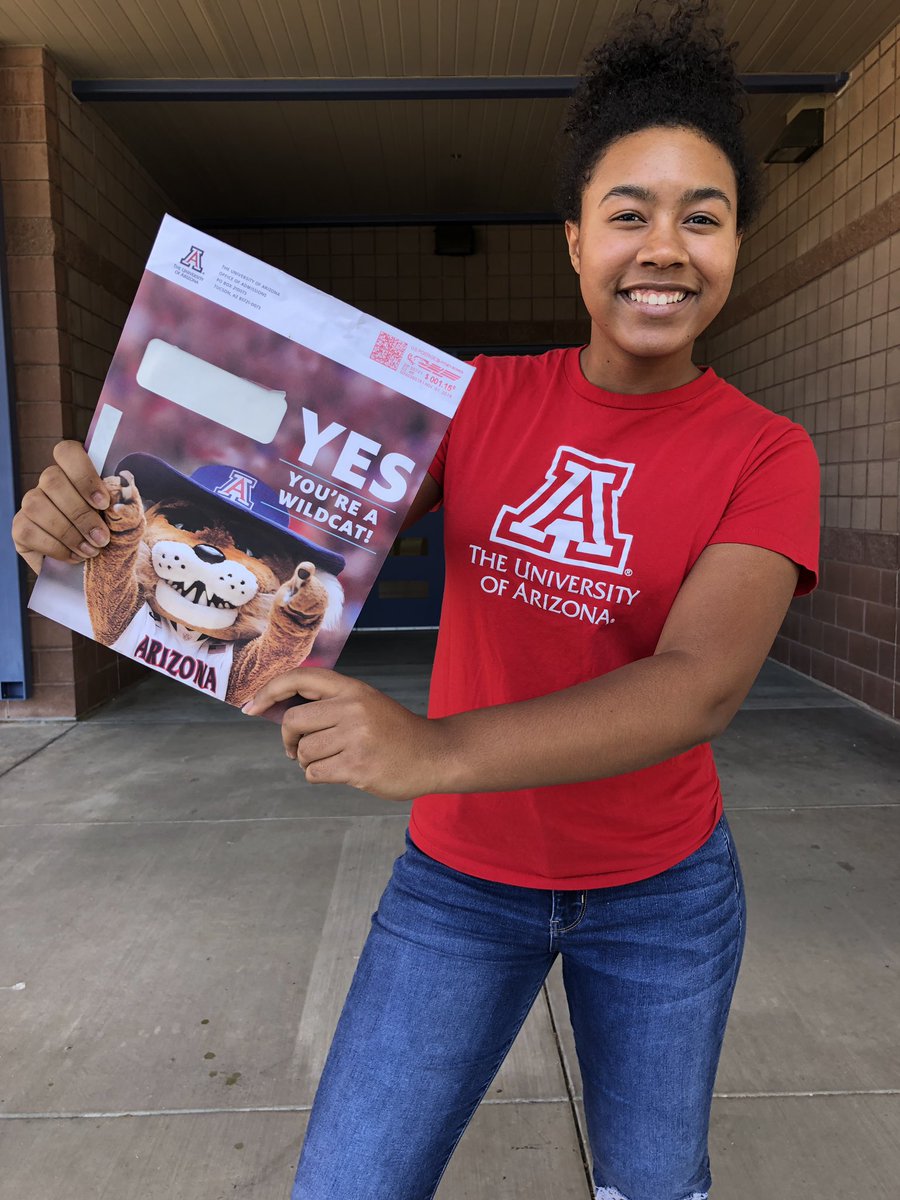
600, 184, 733, 211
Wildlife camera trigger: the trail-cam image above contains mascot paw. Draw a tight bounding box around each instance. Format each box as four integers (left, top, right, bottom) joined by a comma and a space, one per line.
278, 561, 329, 626
103, 470, 145, 533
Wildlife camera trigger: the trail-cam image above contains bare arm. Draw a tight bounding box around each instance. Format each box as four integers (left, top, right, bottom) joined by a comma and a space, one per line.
399, 472, 442, 532
431, 542, 798, 791
244, 542, 800, 800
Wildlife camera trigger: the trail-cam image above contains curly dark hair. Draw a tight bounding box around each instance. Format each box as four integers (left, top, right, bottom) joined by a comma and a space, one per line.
556, 0, 762, 231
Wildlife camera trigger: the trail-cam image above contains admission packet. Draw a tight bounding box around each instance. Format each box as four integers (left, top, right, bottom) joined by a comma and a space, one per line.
29, 215, 474, 712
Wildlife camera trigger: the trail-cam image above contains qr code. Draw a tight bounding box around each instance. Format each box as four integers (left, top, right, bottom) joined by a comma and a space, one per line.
370, 331, 408, 370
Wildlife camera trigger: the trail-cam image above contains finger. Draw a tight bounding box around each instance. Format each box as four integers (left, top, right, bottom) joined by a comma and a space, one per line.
19, 489, 104, 559
20, 549, 44, 575
303, 751, 354, 787
12, 506, 99, 561
37, 467, 110, 547
242, 667, 357, 716
294, 728, 345, 769
53, 440, 110, 508
280, 700, 338, 758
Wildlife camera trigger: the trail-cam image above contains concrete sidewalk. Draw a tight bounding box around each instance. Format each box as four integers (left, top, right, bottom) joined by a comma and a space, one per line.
0, 634, 898, 1199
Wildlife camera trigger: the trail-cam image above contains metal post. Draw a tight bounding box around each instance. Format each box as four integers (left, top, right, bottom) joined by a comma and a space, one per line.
0, 179, 32, 701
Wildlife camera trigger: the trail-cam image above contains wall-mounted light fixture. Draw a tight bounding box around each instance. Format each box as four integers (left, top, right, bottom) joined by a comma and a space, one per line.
764, 102, 825, 164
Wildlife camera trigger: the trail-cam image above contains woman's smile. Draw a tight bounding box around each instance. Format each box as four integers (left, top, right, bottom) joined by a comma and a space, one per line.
617, 286, 696, 314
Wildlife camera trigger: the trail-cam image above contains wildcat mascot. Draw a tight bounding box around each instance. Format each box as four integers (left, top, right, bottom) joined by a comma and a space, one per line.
84, 453, 345, 707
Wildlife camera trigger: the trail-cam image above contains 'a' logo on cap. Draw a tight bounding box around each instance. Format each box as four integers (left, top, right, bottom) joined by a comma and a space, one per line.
214, 470, 256, 509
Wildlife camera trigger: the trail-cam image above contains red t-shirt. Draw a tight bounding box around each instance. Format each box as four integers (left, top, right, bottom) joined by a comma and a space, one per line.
409, 347, 820, 889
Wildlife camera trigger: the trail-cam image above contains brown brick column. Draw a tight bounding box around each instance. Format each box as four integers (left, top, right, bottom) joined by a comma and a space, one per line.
1, 47, 170, 718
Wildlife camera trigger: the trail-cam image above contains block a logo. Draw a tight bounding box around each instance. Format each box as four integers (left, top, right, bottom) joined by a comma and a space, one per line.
490, 446, 634, 573
214, 469, 256, 509
179, 246, 205, 273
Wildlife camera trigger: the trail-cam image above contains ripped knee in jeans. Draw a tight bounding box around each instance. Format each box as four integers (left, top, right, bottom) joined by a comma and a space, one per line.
595, 1189, 709, 1200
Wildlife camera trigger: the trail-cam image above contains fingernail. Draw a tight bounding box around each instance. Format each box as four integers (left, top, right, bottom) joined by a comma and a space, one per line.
240, 702, 254, 714
79, 542, 98, 557
88, 527, 108, 546
91, 491, 108, 508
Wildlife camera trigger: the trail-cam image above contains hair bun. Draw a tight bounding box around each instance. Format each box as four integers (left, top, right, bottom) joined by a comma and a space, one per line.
557, 0, 760, 230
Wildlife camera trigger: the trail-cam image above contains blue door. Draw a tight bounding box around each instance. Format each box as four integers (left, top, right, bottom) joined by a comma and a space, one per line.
355, 509, 445, 629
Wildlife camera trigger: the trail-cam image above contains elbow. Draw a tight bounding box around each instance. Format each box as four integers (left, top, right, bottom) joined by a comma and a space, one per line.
702, 691, 745, 741
659, 651, 742, 744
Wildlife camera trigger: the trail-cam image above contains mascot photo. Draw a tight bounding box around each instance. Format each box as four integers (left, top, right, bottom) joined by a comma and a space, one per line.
84, 453, 345, 706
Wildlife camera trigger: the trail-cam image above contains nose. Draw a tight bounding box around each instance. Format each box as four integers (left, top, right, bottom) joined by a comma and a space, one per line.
637, 218, 686, 270
194, 544, 226, 564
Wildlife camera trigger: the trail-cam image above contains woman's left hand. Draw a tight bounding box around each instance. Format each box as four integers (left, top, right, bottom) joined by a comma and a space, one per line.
242, 668, 447, 802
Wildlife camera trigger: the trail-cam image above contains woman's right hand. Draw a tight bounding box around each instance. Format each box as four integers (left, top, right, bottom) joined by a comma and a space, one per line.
11, 440, 112, 575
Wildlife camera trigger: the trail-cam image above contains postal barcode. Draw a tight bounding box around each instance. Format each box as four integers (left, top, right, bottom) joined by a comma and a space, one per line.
371, 331, 408, 370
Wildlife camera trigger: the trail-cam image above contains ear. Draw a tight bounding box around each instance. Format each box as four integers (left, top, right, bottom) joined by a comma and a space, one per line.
564, 220, 581, 274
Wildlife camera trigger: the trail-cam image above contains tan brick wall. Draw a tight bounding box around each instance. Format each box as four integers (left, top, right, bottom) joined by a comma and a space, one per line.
703, 23, 899, 719
1, 47, 174, 719
212, 222, 588, 350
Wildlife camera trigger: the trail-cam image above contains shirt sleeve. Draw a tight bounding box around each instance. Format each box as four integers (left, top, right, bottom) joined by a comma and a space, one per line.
707, 422, 821, 595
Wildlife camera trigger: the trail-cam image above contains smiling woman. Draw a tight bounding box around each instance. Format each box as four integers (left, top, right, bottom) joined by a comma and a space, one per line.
251, 4, 820, 1200
10, 2, 821, 1198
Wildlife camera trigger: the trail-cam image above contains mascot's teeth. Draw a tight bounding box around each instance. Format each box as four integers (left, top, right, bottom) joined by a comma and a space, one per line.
166, 578, 235, 609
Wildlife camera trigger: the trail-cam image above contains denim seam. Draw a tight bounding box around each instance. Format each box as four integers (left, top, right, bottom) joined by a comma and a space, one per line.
717, 817, 745, 1020
423, 969, 553, 1200
549, 891, 587, 949
558, 890, 587, 935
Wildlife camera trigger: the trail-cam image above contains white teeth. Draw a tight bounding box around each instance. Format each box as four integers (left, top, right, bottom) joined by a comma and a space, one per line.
169, 579, 235, 609
626, 290, 687, 305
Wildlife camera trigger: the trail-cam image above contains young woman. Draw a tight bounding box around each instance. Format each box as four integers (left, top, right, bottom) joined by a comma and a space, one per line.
13, 3, 819, 1197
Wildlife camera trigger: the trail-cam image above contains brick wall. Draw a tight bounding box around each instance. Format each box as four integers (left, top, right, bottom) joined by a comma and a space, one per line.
211, 222, 589, 350
1, 47, 174, 719
703, 23, 899, 719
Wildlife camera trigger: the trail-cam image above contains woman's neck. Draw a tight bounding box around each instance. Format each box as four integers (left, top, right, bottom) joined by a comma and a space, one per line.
579, 342, 703, 395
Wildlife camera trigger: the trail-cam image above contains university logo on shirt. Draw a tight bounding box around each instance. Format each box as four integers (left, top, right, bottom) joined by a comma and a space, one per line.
490, 446, 634, 573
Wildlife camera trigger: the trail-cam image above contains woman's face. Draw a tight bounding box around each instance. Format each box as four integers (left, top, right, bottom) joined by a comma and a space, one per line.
565, 125, 742, 380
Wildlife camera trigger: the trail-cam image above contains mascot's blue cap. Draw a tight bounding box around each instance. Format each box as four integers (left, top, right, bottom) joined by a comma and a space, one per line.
115, 453, 346, 576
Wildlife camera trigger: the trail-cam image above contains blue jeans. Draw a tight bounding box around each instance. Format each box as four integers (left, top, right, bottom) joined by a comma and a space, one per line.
293, 814, 745, 1200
